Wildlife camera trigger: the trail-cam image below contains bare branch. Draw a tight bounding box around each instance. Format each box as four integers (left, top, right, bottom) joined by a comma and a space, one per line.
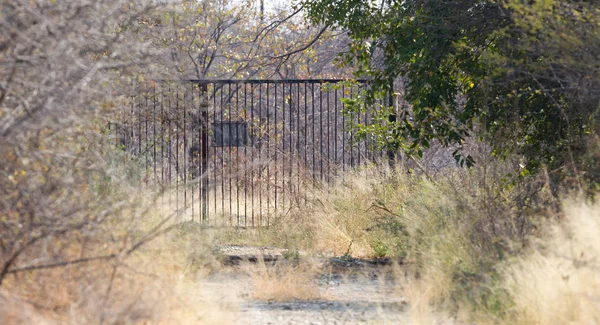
269, 26, 329, 60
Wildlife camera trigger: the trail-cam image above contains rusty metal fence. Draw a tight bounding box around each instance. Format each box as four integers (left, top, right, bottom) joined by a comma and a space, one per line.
108, 79, 388, 226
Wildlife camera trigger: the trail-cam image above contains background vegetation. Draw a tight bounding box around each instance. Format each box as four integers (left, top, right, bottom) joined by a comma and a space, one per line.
303, 0, 599, 190
1, 0, 599, 324
298, 0, 600, 322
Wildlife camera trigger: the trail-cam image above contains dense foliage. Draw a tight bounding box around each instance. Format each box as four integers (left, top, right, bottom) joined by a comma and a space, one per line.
302, 0, 600, 189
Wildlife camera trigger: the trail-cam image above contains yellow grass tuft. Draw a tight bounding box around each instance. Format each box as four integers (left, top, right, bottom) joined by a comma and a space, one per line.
503, 199, 600, 325
246, 257, 321, 302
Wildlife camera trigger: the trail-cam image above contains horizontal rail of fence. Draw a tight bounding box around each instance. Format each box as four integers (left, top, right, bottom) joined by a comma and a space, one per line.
108, 79, 391, 226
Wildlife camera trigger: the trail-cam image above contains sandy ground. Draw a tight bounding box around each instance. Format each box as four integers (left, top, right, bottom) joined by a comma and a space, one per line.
200, 246, 409, 325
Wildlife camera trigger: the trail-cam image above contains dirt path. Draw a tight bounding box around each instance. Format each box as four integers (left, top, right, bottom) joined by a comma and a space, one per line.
200, 246, 409, 324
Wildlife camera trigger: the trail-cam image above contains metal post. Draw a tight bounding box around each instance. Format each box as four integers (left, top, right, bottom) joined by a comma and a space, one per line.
200, 84, 209, 221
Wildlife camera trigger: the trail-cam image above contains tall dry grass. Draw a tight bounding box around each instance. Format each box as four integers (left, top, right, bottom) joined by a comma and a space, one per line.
159, 157, 579, 323
245, 258, 321, 302
501, 199, 600, 325
5, 158, 595, 324
405, 198, 600, 325
280, 162, 556, 321
0, 190, 238, 325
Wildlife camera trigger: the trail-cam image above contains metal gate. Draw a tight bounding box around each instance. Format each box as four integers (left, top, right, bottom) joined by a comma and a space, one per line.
109, 79, 387, 226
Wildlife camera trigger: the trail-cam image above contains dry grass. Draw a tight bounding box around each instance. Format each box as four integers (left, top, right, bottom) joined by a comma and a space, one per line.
397, 191, 600, 324
502, 199, 600, 325
246, 257, 321, 302
307, 165, 486, 266
285, 162, 555, 323
5, 155, 594, 324
0, 289, 54, 325
308, 169, 394, 257
403, 279, 452, 325
0, 192, 238, 325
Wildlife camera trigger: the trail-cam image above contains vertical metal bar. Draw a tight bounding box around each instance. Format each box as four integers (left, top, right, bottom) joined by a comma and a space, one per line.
208, 84, 213, 224
311, 83, 315, 184
319, 82, 324, 181
123, 104, 126, 150
199, 84, 206, 223
183, 90, 187, 221
250, 83, 255, 227
161, 87, 164, 188
138, 90, 142, 157
274, 82, 278, 220
266, 83, 270, 226
288, 82, 293, 207
364, 83, 370, 164
381, 97, 385, 161
296, 82, 301, 204
190, 87, 195, 222
201, 84, 209, 222
356, 85, 361, 167
257, 83, 262, 226
334, 86, 338, 175
220, 85, 225, 225
107, 121, 111, 146
341, 84, 345, 173
176, 90, 180, 219
213, 83, 218, 226
210, 84, 215, 224
349, 86, 354, 168
153, 85, 157, 186
304, 82, 308, 203
327, 85, 331, 183
281, 83, 285, 211
235, 83, 240, 226
194, 84, 200, 222
244, 82, 248, 226
167, 87, 172, 214
199, 84, 204, 221
145, 87, 149, 176
228, 83, 233, 225
130, 95, 134, 154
